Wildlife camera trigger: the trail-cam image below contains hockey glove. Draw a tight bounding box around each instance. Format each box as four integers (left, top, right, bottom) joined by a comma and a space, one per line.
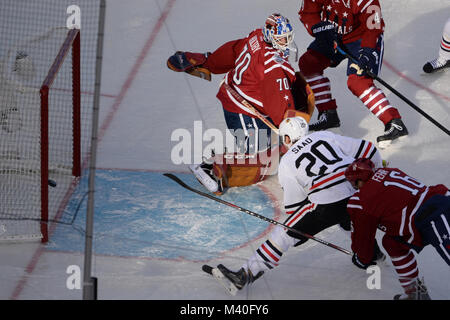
357, 47, 379, 77
167, 51, 211, 81
352, 253, 376, 270
311, 21, 339, 56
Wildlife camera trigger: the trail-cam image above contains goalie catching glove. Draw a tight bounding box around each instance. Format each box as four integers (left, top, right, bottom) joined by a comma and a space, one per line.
167, 51, 212, 81
287, 71, 315, 123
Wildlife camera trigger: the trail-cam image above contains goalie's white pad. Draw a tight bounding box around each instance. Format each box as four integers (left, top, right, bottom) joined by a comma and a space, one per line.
188, 164, 219, 193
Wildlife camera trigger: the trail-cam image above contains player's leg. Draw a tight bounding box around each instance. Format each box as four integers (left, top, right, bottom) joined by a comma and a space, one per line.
285, 197, 350, 246
423, 17, 450, 73
345, 37, 408, 148
298, 41, 346, 131
217, 197, 367, 291
415, 194, 450, 266
382, 235, 430, 300
216, 201, 319, 291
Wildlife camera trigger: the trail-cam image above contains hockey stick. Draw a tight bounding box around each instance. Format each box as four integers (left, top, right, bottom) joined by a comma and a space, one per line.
223, 83, 280, 135
336, 45, 450, 136
163, 173, 352, 256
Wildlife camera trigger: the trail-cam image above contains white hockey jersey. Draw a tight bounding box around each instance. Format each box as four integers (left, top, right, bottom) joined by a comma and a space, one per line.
278, 131, 382, 213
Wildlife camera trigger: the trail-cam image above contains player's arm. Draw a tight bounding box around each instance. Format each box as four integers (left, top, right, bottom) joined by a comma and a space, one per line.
299, 0, 339, 58
298, 0, 324, 36
357, 0, 384, 49
203, 38, 243, 74
167, 38, 243, 79
355, 0, 385, 75
347, 198, 379, 268
332, 134, 383, 168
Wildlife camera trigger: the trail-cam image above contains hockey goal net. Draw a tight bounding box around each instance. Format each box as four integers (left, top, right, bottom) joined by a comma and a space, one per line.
0, 27, 82, 242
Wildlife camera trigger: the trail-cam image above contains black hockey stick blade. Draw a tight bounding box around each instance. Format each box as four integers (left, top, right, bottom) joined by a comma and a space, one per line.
163, 173, 352, 256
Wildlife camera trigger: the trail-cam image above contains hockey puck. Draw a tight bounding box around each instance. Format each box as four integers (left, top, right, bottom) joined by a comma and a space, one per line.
48, 179, 57, 187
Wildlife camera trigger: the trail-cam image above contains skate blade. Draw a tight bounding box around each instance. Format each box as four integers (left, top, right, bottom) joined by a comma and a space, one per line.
211, 267, 238, 296
377, 135, 408, 150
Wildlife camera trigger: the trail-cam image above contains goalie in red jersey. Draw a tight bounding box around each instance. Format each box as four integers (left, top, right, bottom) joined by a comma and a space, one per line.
167, 13, 314, 195
298, 0, 408, 149
345, 158, 450, 300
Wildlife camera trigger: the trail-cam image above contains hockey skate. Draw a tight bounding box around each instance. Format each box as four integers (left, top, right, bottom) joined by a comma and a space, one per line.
189, 161, 224, 195
202, 264, 263, 296
376, 118, 408, 149
309, 109, 340, 131
393, 278, 431, 300
217, 264, 263, 294
423, 57, 450, 74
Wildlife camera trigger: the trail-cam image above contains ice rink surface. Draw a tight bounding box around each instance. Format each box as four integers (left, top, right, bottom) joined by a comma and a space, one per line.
0, 0, 449, 307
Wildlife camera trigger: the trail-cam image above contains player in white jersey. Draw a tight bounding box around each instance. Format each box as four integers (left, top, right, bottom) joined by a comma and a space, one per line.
212, 117, 385, 293
423, 17, 450, 73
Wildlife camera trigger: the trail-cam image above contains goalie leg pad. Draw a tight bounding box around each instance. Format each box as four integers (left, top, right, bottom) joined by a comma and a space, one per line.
291, 71, 315, 121
215, 152, 274, 188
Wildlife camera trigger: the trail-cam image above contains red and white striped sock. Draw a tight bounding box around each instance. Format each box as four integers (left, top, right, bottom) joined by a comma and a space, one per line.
439, 18, 450, 61
390, 250, 420, 292
358, 86, 396, 124
305, 74, 336, 111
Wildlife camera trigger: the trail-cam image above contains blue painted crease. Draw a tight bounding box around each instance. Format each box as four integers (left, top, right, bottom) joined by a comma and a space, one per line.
47, 170, 275, 261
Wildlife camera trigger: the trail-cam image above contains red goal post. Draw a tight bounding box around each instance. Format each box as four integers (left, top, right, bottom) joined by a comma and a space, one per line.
39, 28, 81, 242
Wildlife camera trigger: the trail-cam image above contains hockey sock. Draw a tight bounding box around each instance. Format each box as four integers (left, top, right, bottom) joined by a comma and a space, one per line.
243, 225, 296, 276
390, 250, 420, 292
348, 74, 401, 124
304, 74, 337, 112
438, 18, 450, 61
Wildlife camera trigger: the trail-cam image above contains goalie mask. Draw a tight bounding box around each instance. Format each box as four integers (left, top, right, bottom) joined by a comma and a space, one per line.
279, 116, 309, 148
263, 13, 294, 57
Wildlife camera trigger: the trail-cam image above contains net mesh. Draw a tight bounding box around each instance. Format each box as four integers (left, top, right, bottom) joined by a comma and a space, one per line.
0, 1, 100, 242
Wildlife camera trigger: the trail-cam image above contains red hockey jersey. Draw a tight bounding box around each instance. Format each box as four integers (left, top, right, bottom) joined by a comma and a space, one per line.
347, 167, 448, 264
203, 29, 297, 127
299, 0, 385, 48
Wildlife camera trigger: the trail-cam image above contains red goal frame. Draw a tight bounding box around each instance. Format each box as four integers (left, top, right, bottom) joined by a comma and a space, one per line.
39, 28, 81, 242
